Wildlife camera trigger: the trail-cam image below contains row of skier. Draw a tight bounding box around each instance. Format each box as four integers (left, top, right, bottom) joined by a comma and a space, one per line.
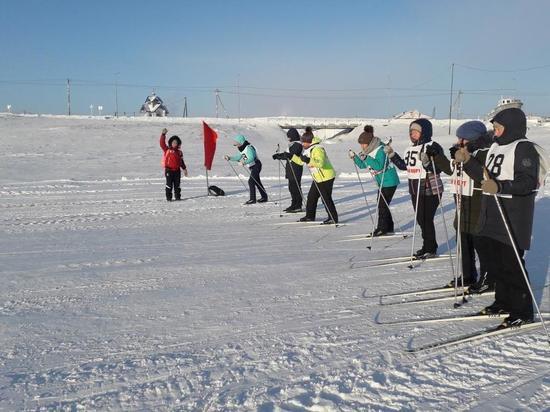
159, 107, 546, 329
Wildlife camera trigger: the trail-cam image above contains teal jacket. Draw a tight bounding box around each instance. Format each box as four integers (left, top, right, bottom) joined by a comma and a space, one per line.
228, 141, 258, 166
353, 143, 400, 188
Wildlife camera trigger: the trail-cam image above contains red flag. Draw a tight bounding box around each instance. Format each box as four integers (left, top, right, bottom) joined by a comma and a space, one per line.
203, 121, 218, 170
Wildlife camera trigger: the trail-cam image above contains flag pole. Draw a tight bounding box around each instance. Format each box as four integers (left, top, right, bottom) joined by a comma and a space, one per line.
206, 167, 210, 196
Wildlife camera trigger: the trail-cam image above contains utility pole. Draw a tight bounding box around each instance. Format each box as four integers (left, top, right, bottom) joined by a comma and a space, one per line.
183, 97, 188, 117
215, 89, 220, 118
448, 63, 454, 135
237, 74, 241, 122
66, 78, 71, 116
114, 72, 120, 117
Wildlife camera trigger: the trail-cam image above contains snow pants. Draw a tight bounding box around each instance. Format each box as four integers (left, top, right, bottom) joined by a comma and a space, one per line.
377, 186, 396, 233
483, 237, 533, 320
248, 161, 267, 201
165, 168, 181, 201
305, 178, 338, 222
411, 194, 439, 254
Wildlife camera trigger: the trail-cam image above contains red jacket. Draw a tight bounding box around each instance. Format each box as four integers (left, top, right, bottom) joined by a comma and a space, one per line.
160, 134, 187, 171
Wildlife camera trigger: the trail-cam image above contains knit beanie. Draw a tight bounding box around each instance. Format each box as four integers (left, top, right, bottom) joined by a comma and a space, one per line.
301, 131, 314, 143
233, 134, 246, 145
358, 125, 374, 144
456, 121, 487, 141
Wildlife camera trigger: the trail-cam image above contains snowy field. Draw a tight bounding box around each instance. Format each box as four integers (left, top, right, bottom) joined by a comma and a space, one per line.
1, 113, 549, 410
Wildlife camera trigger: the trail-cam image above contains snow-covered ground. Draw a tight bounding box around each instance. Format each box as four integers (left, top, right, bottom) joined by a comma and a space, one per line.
1, 113, 549, 410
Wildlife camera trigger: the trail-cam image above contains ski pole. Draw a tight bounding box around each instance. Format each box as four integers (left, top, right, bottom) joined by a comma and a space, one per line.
408, 171, 423, 268
226, 159, 249, 192
286, 158, 304, 207
430, 157, 455, 278
276, 144, 282, 216
350, 158, 376, 229
452, 161, 467, 308
484, 167, 550, 343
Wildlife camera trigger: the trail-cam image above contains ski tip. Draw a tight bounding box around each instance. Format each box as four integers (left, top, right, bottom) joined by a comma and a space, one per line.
374, 311, 382, 324
361, 288, 368, 298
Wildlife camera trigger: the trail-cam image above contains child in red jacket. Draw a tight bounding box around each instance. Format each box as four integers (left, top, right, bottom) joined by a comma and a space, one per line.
160, 128, 188, 201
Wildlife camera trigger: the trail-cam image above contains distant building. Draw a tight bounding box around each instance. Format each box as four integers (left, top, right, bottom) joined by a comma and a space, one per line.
486, 97, 523, 120
393, 110, 431, 120
140, 93, 169, 117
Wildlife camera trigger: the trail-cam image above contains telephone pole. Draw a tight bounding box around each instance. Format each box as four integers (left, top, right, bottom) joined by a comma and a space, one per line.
114, 72, 120, 117
66, 78, 71, 116
448, 63, 454, 135
183, 97, 188, 117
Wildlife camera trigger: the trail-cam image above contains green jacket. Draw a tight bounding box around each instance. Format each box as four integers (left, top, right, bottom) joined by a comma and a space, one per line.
291, 138, 335, 183
353, 143, 400, 188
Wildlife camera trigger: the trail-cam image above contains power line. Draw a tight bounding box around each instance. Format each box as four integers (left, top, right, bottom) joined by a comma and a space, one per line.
455, 63, 550, 73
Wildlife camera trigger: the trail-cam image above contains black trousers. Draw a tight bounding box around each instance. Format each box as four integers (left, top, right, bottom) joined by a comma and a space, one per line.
377, 186, 396, 232
288, 172, 303, 208
248, 161, 267, 201
482, 237, 533, 319
165, 168, 181, 200
473, 234, 492, 283
459, 232, 478, 283
411, 194, 439, 253
305, 178, 338, 222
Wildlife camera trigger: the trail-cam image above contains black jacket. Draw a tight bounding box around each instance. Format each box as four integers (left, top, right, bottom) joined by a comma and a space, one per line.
433, 132, 493, 234
462, 109, 538, 250
284, 128, 303, 180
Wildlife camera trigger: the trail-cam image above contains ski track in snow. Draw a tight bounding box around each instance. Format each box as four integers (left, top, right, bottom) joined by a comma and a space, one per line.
1, 115, 549, 410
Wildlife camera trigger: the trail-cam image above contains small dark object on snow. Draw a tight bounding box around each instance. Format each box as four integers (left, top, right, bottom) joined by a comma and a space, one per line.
208, 185, 225, 196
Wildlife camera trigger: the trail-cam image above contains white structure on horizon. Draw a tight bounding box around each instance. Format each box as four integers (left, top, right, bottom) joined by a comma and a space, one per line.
486, 97, 523, 120
392, 109, 431, 119
140, 92, 169, 117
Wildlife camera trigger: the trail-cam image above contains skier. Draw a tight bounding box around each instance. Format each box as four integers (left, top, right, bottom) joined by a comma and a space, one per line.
224, 134, 268, 204
159, 128, 188, 201
272, 128, 303, 212
457, 108, 544, 327
424, 121, 494, 291
349, 125, 400, 236
384, 119, 444, 258
292, 127, 338, 224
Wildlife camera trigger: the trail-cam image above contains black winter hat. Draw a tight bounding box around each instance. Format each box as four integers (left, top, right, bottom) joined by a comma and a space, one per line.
168, 135, 182, 146
286, 128, 300, 142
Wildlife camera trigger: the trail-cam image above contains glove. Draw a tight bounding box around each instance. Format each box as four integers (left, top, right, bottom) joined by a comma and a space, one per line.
383, 145, 395, 158
424, 145, 439, 157
272, 153, 281, 160
280, 152, 291, 160
454, 147, 471, 163
223, 155, 230, 161
348, 150, 356, 159
420, 152, 431, 167
183, 169, 188, 177
162, 128, 168, 135
481, 178, 500, 194
300, 154, 310, 164
449, 145, 459, 159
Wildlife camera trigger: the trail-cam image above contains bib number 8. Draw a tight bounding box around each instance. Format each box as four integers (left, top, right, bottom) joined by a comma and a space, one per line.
487, 153, 505, 177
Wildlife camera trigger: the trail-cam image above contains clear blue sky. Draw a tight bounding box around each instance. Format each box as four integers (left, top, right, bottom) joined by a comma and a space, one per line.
2, 0, 550, 118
